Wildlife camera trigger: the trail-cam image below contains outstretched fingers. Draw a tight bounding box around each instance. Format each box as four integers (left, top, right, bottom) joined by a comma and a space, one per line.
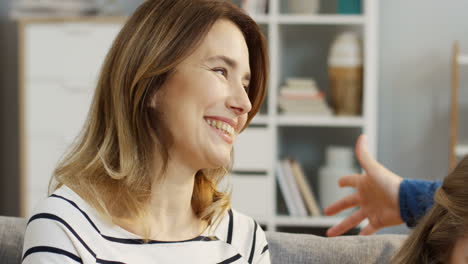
324, 193, 360, 216
326, 209, 366, 237
359, 224, 378, 236
338, 174, 361, 188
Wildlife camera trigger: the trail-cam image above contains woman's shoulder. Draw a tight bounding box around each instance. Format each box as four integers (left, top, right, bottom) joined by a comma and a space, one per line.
213, 208, 269, 263
26, 185, 115, 237
28, 185, 95, 220
229, 209, 263, 234
22, 185, 105, 262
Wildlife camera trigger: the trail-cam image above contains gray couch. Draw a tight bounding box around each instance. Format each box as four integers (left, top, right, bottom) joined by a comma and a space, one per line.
1, 216, 405, 263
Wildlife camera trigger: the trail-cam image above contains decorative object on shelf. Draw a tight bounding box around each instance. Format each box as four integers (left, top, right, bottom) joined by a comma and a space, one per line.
278, 78, 333, 116
241, 0, 268, 15
286, 0, 320, 14
276, 159, 322, 217
328, 32, 363, 116
10, 0, 99, 17
337, 0, 362, 14
318, 146, 357, 217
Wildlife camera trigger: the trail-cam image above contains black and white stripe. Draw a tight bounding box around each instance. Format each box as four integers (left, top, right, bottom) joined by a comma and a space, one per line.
22, 186, 270, 264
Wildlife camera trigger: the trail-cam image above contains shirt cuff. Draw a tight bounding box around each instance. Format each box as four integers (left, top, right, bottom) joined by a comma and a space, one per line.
399, 179, 442, 228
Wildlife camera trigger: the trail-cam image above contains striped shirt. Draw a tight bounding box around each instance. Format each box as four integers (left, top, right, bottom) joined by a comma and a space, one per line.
22, 186, 270, 264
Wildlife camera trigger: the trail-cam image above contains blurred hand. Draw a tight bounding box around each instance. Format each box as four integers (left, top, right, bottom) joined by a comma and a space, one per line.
324, 134, 404, 237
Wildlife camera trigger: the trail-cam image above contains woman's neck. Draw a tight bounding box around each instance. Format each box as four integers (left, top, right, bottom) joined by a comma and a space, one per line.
118, 156, 207, 241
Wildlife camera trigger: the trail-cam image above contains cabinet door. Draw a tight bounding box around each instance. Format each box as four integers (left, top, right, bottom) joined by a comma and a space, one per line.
223, 174, 270, 221
22, 22, 121, 216
232, 127, 271, 171
26, 133, 69, 215
25, 80, 94, 136
25, 22, 122, 82
24, 80, 94, 216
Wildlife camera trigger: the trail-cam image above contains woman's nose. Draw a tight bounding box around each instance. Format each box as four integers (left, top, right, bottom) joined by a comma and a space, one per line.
227, 83, 252, 116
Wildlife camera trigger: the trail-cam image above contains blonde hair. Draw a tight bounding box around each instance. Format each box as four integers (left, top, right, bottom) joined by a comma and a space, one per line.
50, 0, 268, 238
392, 156, 468, 263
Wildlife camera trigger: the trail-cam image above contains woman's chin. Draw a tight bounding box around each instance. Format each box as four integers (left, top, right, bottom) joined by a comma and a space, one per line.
205, 155, 231, 170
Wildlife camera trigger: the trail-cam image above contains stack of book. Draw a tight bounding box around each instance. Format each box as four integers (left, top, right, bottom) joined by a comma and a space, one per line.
276, 158, 322, 217
278, 78, 333, 116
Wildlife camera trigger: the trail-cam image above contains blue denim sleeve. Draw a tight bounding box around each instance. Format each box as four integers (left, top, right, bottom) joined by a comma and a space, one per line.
399, 179, 442, 228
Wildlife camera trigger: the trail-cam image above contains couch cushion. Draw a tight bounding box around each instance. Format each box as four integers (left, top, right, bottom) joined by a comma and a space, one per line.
266, 231, 406, 264
0, 216, 27, 264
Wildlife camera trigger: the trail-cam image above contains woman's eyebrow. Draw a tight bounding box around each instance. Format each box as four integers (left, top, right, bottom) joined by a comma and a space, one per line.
205, 55, 251, 81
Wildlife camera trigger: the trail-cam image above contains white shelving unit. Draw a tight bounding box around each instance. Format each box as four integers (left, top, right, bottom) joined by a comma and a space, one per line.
17, 0, 378, 235
231, 0, 379, 234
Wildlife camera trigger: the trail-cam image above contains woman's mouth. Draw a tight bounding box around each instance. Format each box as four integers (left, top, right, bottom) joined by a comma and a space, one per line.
204, 118, 234, 144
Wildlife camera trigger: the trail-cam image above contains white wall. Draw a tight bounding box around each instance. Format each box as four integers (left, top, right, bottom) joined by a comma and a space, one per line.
378, 0, 468, 181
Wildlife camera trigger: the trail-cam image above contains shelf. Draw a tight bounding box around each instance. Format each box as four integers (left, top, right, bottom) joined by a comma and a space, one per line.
456, 144, 468, 157
251, 114, 269, 125
251, 14, 270, 24
458, 55, 468, 65
277, 15, 365, 25
277, 116, 364, 127
275, 216, 365, 228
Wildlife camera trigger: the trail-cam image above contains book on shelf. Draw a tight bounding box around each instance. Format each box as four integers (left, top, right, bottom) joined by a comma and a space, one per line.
281, 159, 308, 217
289, 159, 322, 216
277, 159, 322, 217
278, 78, 333, 116
276, 162, 300, 216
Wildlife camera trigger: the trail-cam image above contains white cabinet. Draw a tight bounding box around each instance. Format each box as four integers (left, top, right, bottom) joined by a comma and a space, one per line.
19, 18, 123, 215
25, 23, 120, 81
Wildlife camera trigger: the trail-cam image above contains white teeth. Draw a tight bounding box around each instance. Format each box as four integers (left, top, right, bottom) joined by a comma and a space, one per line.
205, 119, 234, 136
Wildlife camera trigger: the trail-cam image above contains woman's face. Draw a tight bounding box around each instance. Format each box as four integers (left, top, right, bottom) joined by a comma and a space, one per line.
450, 235, 468, 264
154, 19, 252, 170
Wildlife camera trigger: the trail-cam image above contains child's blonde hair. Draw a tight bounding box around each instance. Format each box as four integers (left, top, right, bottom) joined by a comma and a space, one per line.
392, 156, 468, 263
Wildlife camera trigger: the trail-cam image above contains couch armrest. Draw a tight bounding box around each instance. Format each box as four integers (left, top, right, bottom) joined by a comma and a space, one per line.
0, 216, 27, 264
266, 231, 406, 264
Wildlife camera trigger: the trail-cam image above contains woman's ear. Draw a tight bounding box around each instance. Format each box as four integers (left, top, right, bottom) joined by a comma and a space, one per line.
147, 73, 169, 109
148, 85, 163, 109
149, 93, 158, 108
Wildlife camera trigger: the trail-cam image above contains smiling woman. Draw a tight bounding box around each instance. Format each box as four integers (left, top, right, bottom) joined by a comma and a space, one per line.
21, 0, 269, 263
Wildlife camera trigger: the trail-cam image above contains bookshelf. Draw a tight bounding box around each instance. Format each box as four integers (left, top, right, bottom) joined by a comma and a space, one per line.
16, 0, 378, 235
232, 0, 379, 234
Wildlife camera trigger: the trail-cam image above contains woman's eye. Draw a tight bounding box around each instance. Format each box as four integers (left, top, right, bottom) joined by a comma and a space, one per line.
213, 68, 227, 77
